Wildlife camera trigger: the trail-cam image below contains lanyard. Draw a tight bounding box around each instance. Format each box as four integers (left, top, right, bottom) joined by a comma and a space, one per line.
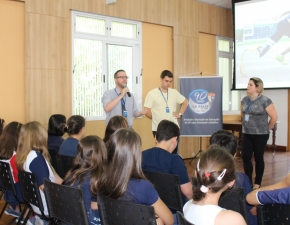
247, 94, 260, 112
159, 88, 168, 107
115, 88, 126, 106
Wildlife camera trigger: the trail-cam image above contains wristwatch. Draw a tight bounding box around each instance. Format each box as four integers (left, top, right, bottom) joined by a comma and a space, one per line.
179, 112, 182, 117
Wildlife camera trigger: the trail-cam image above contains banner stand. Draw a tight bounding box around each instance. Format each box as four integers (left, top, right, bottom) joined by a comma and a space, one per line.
189, 137, 203, 165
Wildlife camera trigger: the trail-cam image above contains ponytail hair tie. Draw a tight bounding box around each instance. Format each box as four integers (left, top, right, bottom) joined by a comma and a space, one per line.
200, 185, 209, 193
204, 172, 210, 178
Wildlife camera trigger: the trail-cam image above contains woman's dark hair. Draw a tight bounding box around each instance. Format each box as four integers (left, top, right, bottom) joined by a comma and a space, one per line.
193, 145, 236, 202
0, 118, 5, 136
103, 116, 128, 143
96, 128, 145, 199
209, 130, 237, 156
67, 115, 85, 135
48, 114, 67, 136
63, 135, 107, 196
160, 70, 173, 79
0, 122, 23, 160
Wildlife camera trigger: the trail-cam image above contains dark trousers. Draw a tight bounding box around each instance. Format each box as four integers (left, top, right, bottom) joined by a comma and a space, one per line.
242, 133, 269, 186
152, 131, 179, 154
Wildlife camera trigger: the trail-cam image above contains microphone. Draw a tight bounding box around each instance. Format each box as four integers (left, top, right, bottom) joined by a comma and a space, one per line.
123, 84, 131, 97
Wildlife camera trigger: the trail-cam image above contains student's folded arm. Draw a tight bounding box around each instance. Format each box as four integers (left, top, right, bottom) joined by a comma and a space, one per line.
180, 182, 193, 200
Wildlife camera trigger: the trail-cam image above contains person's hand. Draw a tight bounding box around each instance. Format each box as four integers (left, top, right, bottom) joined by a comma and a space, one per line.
120, 87, 130, 97
172, 112, 181, 119
140, 108, 147, 116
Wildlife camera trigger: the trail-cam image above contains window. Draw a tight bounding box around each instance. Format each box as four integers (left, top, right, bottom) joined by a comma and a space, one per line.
72, 12, 142, 120
217, 37, 241, 112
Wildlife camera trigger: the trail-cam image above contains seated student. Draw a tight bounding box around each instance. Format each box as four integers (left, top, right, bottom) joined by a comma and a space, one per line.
183, 146, 246, 225
96, 128, 174, 225
0, 122, 23, 218
16, 121, 63, 225
47, 114, 67, 152
59, 115, 86, 157
142, 120, 192, 205
210, 130, 257, 225
63, 135, 106, 225
246, 173, 290, 205
103, 115, 128, 143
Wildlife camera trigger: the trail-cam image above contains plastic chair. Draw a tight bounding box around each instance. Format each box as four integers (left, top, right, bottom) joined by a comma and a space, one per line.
176, 211, 195, 225
48, 149, 63, 178
59, 155, 75, 178
97, 193, 157, 225
143, 170, 183, 212
257, 204, 290, 225
17, 170, 49, 223
218, 187, 249, 224
43, 179, 89, 225
0, 161, 23, 219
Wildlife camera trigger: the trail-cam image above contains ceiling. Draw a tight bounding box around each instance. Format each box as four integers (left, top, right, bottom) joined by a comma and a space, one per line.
195, 0, 232, 9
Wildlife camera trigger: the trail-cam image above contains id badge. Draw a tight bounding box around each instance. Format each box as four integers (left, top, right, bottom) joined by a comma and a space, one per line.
166, 107, 170, 113
244, 114, 250, 122
123, 110, 128, 118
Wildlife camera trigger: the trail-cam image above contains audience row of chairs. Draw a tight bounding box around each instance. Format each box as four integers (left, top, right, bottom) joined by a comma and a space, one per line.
1, 158, 290, 225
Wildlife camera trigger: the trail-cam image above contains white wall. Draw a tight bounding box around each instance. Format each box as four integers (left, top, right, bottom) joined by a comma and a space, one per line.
263, 89, 288, 146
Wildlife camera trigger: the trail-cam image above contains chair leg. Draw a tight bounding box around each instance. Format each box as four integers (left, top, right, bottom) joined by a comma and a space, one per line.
0, 202, 8, 218
16, 204, 32, 225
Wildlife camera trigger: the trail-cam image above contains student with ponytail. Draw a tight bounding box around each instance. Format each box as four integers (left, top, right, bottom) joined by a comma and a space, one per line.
183, 146, 246, 225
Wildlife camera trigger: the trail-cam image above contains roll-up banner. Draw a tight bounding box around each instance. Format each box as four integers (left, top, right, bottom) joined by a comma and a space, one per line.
180, 76, 223, 136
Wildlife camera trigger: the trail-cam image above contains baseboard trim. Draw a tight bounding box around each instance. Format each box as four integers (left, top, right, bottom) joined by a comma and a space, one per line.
265, 145, 286, 152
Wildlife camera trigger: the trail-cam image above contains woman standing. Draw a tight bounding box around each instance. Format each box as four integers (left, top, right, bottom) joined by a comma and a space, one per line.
241, 77, 278, 190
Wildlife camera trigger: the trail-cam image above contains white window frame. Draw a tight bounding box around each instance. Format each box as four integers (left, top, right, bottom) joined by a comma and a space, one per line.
217, 36, 241, 114
72, 11, 142, 120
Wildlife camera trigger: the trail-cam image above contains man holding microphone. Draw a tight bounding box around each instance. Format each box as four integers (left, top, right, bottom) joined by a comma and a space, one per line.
102, 69, 146, 127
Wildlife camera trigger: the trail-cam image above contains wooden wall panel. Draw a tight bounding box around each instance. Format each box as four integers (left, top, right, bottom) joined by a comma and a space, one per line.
25, 0, 69, 17
198, 2, 233, 38
25, 69, 71, 123
26, 13, 69, 70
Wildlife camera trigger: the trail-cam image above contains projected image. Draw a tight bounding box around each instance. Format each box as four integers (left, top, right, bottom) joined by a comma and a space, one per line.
234, 0, 290, 89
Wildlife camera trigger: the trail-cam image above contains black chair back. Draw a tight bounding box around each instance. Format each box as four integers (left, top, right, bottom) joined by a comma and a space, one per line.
218, 187, 249, 224
0, 161, 16, 218
48, 149, 63, 178
18, 170, 46, 217
177, 211, 195, 225
43, 179, 89, 225
257, 204, 290, 225
59, 155, 75, 178
143, 170, 183, 212
97, 193, 157, 225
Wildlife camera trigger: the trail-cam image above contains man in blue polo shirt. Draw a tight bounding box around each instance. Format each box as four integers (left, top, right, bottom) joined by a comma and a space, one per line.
142, 120, 192, 205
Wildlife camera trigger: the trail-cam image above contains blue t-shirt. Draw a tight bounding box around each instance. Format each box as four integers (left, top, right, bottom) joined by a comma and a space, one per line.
48, 135, 64, 152
257, 187, 290, 205
120, 179, 159, 206
142, 147, 190, 205
71, 176, 101, 225
235, 171, 257, 225
59, 137, 79, 157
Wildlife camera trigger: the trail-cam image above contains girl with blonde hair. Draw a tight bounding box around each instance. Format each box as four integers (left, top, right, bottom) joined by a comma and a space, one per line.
16, 121, 62, 225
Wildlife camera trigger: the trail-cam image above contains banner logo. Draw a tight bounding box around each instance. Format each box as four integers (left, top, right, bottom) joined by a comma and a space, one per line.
188, 89, 216, 114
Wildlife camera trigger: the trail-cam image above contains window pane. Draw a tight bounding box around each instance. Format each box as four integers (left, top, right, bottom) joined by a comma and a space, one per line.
107, 44, 133, 90
73, 38, 103, 117
219, 57, 230, 111
218, 39, 230, 52
76, 16, 106, 35
111, 21, 137, 39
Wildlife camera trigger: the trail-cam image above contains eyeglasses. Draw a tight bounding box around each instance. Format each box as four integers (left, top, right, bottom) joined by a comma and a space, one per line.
116, 76, 129, 79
